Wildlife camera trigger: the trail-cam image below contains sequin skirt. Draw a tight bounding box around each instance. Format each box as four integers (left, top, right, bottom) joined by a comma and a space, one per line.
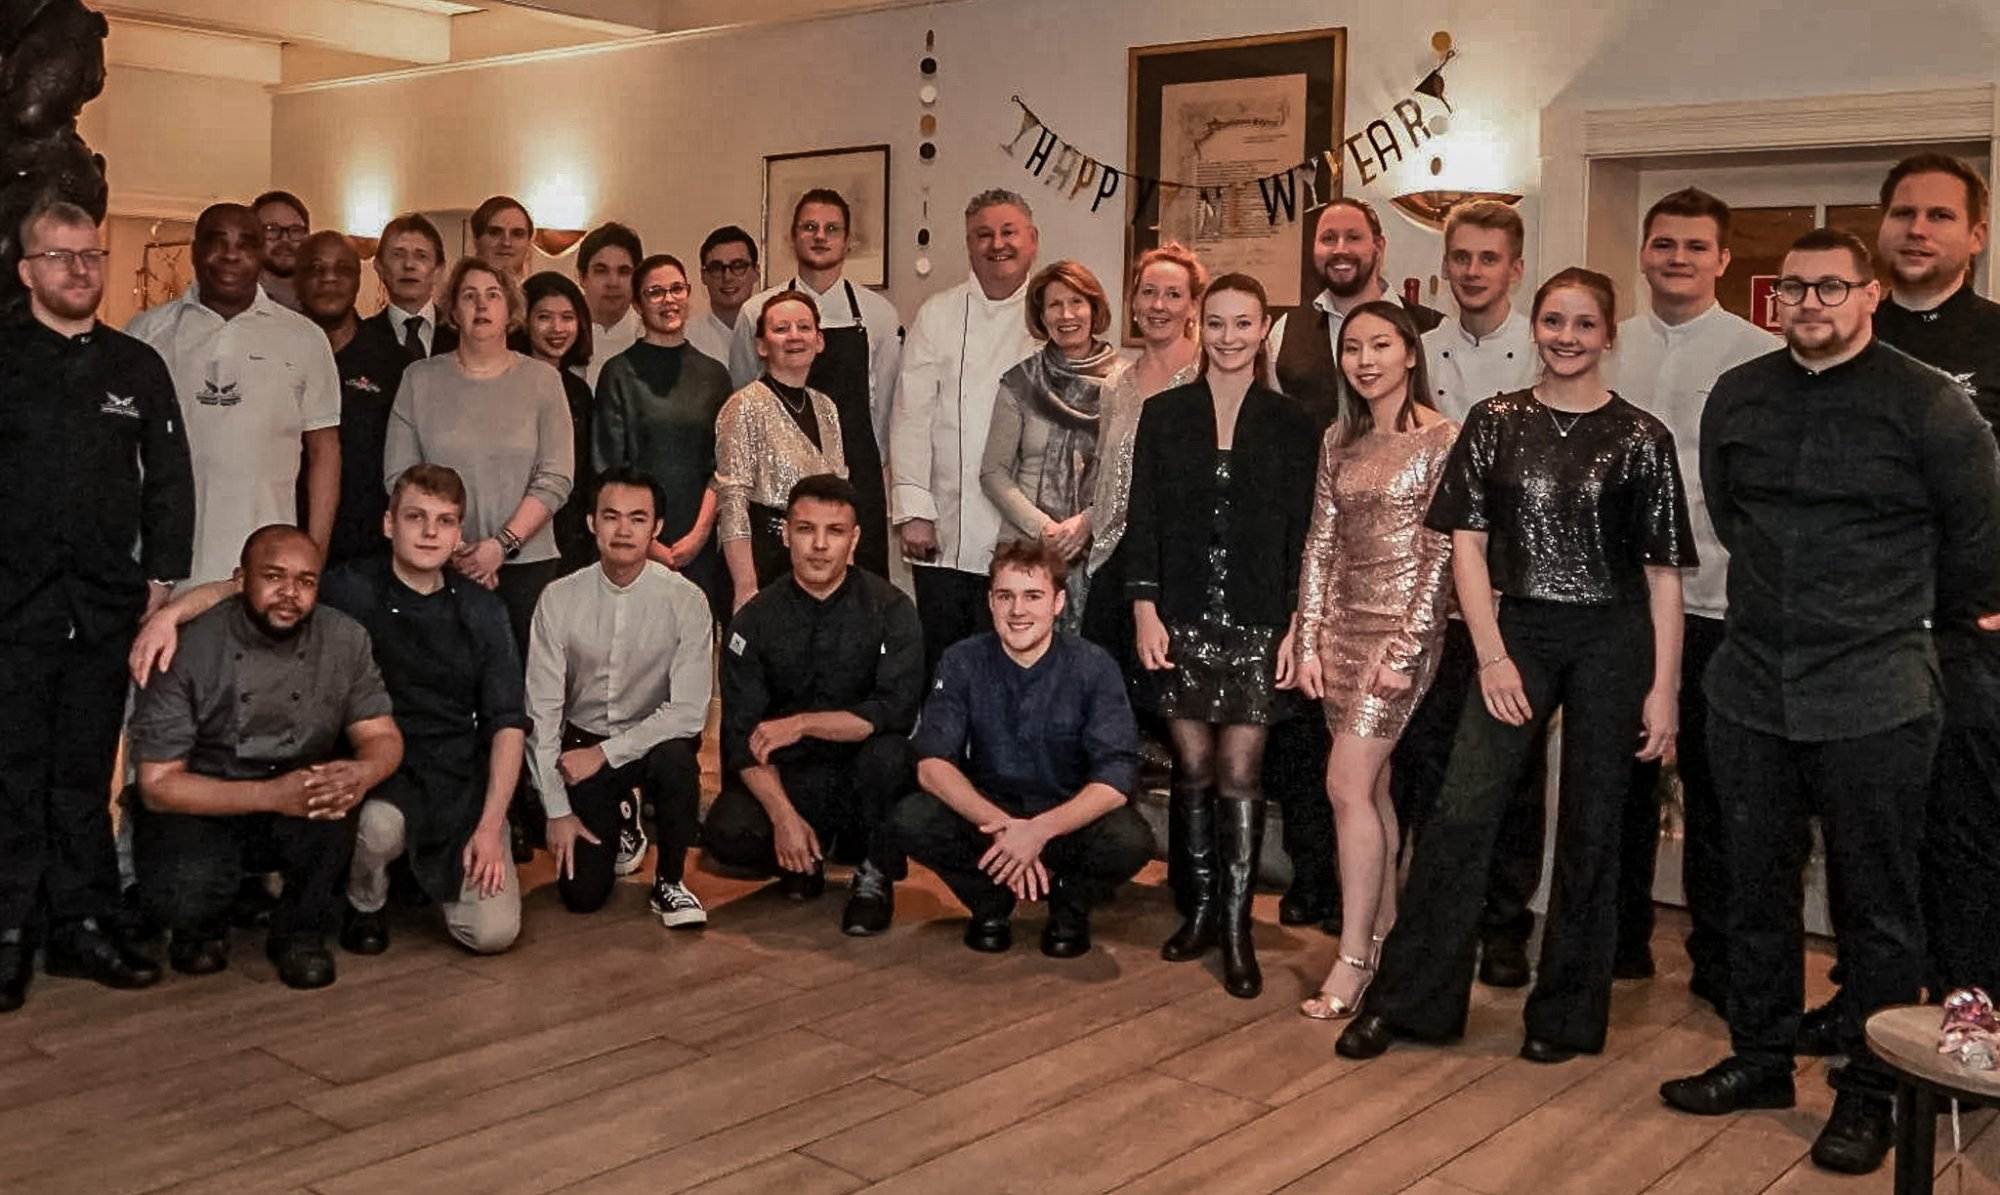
1153, 618, 1284, 725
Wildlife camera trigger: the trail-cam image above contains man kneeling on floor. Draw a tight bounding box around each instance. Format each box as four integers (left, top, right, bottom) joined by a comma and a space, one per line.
890, 540, 1152, 957
135, 467, 527, 956
703, 474, 923, 934
129, 526, 403, 988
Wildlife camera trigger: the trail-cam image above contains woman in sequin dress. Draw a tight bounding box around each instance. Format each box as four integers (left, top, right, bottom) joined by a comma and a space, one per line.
1127, 274, 1317, 999
713, 291, 846, 611
1292, 301, 1458, 1020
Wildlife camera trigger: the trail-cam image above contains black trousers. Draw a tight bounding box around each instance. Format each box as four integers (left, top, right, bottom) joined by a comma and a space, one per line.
0, 637, 131, 932
134, 804, 355, 944
1927, 723, 2000, 996
1371, 599, 1653, 1051
555, 729, 701, 913
1620, 614, 1727, 981
1712, 712, 1936, 1093
702, 735, 913, 879
1390, 618, 1548, 950
890, 790, 1153, 919
912, 566, 993, 681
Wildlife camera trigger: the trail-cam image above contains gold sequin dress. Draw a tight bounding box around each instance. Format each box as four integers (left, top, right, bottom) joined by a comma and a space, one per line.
1296, 418, 1459, 738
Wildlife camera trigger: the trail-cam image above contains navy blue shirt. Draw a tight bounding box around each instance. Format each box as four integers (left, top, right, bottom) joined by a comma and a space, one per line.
911, 632, 1140, 815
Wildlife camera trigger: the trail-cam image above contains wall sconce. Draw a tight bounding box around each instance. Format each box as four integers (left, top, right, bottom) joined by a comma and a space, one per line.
533, 228, 585, 257
346, 235, 380, 261
1389, 190, 1523, 231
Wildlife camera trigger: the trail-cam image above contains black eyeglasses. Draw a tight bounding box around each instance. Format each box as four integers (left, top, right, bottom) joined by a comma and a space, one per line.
262, 223, 309, 243
641, 283, 692, 302
1773, 276, 1865, 307
701, 260, 755, 278
23, 248, 109, 271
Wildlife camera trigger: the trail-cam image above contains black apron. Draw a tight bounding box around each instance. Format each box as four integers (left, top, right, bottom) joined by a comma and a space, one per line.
795, 279, 890, 577
748, 501, 792, 587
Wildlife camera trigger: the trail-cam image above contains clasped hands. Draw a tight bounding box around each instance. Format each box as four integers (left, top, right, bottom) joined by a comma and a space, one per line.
977, 816, 1052, 901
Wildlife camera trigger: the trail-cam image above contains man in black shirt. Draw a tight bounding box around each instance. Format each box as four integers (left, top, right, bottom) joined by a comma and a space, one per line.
129, 526, 404, 989
296, 231, 409, 569
1873, 153, 2000, 1003
704, 474, 923, 935
890, 539, 1151, 957
0, 201, 194, 1012
1662, 228, 2000, 1175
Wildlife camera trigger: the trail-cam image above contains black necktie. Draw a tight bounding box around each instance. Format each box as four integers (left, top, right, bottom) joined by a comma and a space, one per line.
402, 315, 425, 359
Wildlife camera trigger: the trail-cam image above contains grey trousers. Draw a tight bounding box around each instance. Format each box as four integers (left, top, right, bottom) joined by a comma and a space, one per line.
347, 799, 521, 954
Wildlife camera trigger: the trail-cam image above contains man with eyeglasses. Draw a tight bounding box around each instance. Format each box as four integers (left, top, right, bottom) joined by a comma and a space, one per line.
1, 200, 193, 1011
578, 221, 644, 390
730, 189, 901, 578
687, 225, 758, 365
252, 190, 311, 314
594, 254, 735, 626
1661, 227, 2000, 1177
362, 212, 456, 360
128, 203, 343, 584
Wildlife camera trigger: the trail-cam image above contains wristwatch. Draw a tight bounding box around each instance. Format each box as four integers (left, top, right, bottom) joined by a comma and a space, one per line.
496, 528, 524, 560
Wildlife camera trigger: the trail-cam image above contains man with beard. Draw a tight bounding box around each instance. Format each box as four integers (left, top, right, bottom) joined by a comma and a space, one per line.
0, 201, 192, 1012
705, 474, 923, 935
687, 225, 758, 365
890, 189, 1041, 675
294, 231, 410, 569
890, 539, 1151, 957
253, 191, 310, 313
128, 204, 342, 584
731, 189, 902, 578
363, 213, 456, 359
578, 221, 643, 389
128, 526, 403, 989
1660, 228, 2000, 1175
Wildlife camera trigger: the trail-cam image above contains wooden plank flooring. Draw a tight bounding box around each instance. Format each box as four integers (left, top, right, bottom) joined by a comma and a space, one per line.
4, 854, 1997, 1195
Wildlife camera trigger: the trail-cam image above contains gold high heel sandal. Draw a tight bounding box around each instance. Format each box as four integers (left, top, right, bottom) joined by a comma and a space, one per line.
1299, 952, 1375, 1020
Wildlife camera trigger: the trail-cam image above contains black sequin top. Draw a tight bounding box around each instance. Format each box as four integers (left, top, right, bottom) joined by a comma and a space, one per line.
1425, 389, 1696, 605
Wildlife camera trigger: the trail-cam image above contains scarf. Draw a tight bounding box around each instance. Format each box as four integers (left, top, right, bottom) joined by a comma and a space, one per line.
1012, 338, 1120, 521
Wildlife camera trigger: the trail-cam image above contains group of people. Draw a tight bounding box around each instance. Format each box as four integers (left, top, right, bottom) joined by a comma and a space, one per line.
3, 147, 1997, 1179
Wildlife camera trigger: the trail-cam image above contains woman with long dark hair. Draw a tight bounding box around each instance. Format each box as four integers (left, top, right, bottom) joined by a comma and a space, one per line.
514, 271, 597, 573
1126, 273, 1316, 998
1339, 268, 1695, 1063
1292, 300, 1458, 1020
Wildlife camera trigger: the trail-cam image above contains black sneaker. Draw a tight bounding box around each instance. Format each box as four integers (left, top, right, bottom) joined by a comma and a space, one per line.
649, 878, 707, 929
1810, 1088, 1893, 1174
613, 793, 649, 878
1660, 1057, 1796, 1116
841, 864, 894, 937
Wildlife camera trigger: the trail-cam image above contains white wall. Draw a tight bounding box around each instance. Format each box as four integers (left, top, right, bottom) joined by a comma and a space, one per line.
81, 66, 273, 217
269, 0, 2000, 323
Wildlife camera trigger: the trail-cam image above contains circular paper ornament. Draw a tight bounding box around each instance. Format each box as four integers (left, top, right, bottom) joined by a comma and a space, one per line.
1427, 113, 1450, 136
919, 142, 936, 161
920, 56, 937, 76
1431, 31, 1453, 53
919, 83, 938, 105
915, 255, 933, 277
920, 114, 937, 136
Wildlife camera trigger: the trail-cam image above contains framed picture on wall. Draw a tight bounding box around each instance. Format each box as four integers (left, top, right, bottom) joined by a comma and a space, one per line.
1126, 29, 1347, 332
763, 144, 891, 289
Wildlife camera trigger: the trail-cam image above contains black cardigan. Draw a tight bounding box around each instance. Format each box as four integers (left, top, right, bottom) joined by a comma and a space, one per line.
1124, 379, 1316, 627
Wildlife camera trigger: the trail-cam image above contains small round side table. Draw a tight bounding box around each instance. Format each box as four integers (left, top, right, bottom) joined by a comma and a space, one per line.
1865, 1004, 2000, 1194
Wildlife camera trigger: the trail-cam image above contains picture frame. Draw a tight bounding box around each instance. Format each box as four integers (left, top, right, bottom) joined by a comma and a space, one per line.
762, 144, 891, 289
1126, 29, 1347, 336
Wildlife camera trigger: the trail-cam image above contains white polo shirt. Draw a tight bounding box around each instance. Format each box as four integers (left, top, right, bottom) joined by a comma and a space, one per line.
1611, 302, 1781, 619
127, 284, 342, 584
1421, 308, 1537, 422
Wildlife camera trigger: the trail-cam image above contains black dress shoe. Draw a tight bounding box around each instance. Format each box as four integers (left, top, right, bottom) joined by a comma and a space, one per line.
1478, 941, 1531, 988
1611, 946, 1656, 980
1796, 999, 1843, 1057
963, 915, 1013, 954
267, 938, 337, 991
168, 934, 229, 976
1659, 1057, 1796, 1115
1811, 1088, 1893, 1174
777, 863, 826, 902
1520, 1037, 1580, 1065
1335, 1012, 1398, 1060
45, 921, 161, 990
1041, 899, 1091, 959
339, 906, 389, 955
840, 865, 892, 937
0, 930, 31, 1013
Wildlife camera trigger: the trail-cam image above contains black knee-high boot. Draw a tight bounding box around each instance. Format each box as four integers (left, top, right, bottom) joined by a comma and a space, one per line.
1161, 786, 1219, 961
1217, 796, 1266, 998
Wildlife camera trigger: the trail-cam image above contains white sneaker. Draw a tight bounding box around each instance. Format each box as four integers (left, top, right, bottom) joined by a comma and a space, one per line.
613, 794, 648, 876
649, 879, 707, 929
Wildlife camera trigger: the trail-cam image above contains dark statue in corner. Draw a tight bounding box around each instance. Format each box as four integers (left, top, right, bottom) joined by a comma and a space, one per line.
0, 0, 109, 314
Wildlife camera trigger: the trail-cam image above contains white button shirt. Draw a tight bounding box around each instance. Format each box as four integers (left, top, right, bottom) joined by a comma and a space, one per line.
728, 275, 904, 453
889, 276, 1038, 574
524, 561, 714, 818
127, 284, 342, 584
1611, 303, 1781, 619
1422, 308, 1537, 422
385, 300, 441, 355
584, 307, 643, 390
1263, 288, 1346, 371
684, 309, 736, 369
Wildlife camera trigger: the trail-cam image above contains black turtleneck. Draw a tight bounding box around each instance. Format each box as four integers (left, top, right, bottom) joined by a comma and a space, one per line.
762, 374, 822, 449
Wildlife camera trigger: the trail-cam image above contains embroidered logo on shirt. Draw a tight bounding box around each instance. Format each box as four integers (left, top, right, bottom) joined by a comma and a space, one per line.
345, 375, 383, 394
99, 392, 140, 418
727, 632, 747, 656
1950, 370, 1978, 400
194, 379, 242, 407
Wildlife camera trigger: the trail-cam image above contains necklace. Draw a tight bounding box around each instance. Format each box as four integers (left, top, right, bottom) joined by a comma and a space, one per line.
769, 380, 807, 415
1544, 405, 1586, 438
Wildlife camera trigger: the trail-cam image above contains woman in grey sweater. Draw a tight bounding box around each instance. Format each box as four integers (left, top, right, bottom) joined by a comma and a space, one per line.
385, 257, 574, 650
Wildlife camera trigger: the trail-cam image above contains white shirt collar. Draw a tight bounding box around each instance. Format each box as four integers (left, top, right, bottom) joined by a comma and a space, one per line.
1445, 307, 1526, 348
389, 300, 436, 327
593, 307, 641, 338
1646, 301, 1725, 340
181, 281, 279, 322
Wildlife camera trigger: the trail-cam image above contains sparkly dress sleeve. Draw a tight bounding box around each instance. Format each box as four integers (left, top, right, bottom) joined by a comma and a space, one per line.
712, 386, 755, 544
1295, 427, 1341, 661
1383, 423, 1460, 677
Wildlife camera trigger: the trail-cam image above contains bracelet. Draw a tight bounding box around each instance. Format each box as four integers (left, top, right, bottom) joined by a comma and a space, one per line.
495, 527, 523, 553
1478, 653, 1511, 672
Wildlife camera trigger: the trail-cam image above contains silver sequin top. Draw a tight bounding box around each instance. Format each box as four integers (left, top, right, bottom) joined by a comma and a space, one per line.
712, 379, 847, 543
1087, 356, 1199, 573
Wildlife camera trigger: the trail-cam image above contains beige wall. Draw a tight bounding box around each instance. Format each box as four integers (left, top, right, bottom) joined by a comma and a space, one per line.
266, 0, 1999, 321
81, 66, 273, 219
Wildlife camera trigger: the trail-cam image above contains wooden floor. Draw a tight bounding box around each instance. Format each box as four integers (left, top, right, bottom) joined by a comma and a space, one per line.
4, 856, 1997, 1195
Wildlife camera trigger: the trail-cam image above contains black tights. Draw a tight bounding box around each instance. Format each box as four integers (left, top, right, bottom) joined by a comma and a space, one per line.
1168, 720, 1269, 802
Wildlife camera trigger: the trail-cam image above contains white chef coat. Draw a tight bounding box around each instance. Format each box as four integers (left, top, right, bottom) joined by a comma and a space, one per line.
1421, 308, 1537, 422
